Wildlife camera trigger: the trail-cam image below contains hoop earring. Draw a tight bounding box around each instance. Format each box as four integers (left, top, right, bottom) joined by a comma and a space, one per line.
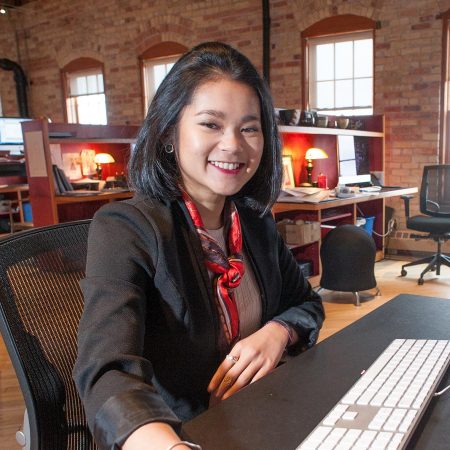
164, 143, 174, 154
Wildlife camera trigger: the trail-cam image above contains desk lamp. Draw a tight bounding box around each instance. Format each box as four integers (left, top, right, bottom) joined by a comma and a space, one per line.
94, 153, 115, 179
301, 147, 328, 186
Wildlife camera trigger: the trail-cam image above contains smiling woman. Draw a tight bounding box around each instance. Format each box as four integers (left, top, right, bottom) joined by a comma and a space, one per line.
73, 42, 324, 450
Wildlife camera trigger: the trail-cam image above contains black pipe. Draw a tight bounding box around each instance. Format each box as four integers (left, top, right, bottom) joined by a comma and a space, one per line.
262, 0, 270, 85
0, 58, 29, 117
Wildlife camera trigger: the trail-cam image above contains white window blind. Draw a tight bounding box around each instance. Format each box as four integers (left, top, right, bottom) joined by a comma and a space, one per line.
308, 31, 373, 115
66, 68, 107, 124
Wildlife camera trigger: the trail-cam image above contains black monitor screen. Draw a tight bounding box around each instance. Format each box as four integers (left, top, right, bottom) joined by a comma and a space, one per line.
0, 117, 31, 145
337, 135, 371, 185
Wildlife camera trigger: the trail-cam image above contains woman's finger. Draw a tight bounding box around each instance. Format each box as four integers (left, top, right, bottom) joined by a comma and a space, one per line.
207, 351, 241, 392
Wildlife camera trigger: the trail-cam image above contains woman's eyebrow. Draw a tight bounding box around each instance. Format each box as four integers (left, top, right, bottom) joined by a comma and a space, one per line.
196, 110, 260, 122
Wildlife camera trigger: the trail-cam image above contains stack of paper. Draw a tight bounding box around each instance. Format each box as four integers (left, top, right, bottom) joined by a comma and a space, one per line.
278, 187, 331, 203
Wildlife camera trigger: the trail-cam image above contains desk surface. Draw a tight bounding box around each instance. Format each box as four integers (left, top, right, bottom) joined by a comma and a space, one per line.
273, 187, 418, 212
55, 190, 133, 204
184, 294, 450, 450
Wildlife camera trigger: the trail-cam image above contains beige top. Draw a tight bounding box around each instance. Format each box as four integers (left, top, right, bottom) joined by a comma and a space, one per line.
206, 227, 262, 339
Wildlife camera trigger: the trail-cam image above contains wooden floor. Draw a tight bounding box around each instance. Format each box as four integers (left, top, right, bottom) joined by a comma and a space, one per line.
0, 259, 449, 448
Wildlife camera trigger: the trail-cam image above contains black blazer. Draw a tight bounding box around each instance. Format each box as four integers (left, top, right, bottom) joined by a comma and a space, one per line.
73, 194, 324, 449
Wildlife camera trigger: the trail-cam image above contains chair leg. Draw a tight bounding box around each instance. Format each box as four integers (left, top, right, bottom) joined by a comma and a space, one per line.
401, 255, 434, 273
353, 291, 361, 307
418, 254, 440, 285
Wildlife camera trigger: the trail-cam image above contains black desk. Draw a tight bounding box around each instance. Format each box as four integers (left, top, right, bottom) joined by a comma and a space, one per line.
184, 295, 450, 450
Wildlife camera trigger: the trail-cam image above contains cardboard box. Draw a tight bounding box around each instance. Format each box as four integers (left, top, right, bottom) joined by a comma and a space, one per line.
277, 221, 321, 245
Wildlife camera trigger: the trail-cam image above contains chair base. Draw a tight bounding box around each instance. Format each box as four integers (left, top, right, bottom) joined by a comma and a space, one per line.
401, 252, 450, 285
317, 287, 381, 307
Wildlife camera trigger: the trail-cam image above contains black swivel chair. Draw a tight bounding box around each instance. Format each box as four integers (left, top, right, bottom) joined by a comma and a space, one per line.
319, 224, 380, 307
0, 220, 97, 450
400, 164, 450, 285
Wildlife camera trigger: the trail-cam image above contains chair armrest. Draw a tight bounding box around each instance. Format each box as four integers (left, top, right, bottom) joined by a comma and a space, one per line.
400, 195, 414, 218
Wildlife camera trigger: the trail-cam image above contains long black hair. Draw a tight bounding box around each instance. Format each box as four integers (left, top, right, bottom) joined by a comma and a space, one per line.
128, 41, 282, 214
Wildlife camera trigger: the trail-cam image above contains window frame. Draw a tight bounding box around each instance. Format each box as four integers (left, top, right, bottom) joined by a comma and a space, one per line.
440, 10, 450, 164
302, 15, 377, 114
61, 58, 107, 124
307, 31, 374, 114
139, 42, 187, 117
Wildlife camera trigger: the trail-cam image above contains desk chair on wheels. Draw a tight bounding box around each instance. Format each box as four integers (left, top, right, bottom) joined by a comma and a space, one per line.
0, 220, 97, 450
400, 164, 450, 285
318, 224, 380, 307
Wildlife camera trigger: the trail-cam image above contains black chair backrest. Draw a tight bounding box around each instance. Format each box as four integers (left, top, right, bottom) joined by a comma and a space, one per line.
420, 165, 450, 217
320, 224, 377, 292
0, 220, 96, 450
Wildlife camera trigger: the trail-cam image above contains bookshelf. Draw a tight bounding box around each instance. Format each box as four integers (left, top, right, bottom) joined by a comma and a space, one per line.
273, 115, 399, 280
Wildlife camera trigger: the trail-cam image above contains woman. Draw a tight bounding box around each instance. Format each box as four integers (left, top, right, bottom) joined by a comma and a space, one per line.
74, 42, 324, 450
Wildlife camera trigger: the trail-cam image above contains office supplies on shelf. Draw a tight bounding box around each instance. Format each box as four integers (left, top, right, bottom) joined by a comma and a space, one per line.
296, 338, 450, 450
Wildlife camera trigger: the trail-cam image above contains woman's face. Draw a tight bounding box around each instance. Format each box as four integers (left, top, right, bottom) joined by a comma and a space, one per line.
175, 78, 264, 208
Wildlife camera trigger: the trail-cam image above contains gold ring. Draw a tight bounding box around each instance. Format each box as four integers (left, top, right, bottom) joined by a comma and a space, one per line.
225, 354, 239, 364
222, 375, 233, 387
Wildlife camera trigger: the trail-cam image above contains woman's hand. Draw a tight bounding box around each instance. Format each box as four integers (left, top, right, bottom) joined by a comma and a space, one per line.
207, 322, 291, 404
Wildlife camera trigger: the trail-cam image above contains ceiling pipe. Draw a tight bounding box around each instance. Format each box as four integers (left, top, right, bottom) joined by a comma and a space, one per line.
0, 58, 29, 117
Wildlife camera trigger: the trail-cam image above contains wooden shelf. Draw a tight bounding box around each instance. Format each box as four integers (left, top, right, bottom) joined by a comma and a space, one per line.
279, 125, 384, 138
320, 212, 353, 223
49, 138, 136, 144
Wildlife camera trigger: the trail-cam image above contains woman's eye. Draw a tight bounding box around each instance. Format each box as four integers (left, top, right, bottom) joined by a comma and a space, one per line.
200, 122, 219, 130
241, 126, 259, 133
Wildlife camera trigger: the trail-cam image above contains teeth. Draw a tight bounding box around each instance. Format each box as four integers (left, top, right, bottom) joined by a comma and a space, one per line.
210, 161, 240, 170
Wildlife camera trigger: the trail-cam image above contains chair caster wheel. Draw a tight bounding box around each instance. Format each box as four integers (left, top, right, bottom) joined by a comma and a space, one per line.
401, 269, 407, 277
418, 278, 424, 285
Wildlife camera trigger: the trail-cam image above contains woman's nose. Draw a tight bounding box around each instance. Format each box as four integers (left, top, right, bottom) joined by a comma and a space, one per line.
220, 129, 242, 153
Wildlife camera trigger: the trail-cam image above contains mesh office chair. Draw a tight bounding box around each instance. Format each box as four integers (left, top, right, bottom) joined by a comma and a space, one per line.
0, 220, 97, 450
400, 164, 450, 285
319, 224, 380, 307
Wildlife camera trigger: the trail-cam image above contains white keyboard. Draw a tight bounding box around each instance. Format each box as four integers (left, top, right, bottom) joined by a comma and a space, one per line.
296, 339, 450, 450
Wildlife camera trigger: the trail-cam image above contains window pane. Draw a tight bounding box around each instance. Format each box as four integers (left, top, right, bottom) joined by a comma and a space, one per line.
66, 97, 77, 123
316, 81, 334, 109
97, 74, 104, 92
354, 78, 372, 106
335, 79, 353, 108
316, 43, 334, 81
153, 64, 167, 91
76, 93, 107, 125
354, 39, 373, 77
86, 74, 98, 94
143, 55, 180, 111
76, 77, 87, 96
335, 41, 353, 79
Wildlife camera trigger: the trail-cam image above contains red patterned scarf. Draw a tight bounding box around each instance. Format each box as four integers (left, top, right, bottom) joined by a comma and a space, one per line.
182, 191, 244, 346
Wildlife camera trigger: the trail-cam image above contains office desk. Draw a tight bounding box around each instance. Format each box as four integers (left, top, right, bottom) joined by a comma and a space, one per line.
273, 187, 418, 278
184, 294, 450, 450
273, 187, 418, 213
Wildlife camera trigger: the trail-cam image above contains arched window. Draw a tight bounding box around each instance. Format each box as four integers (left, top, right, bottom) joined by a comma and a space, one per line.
302, 15, 377, 115
62, 58, 107, 124
140, 42, 187, 115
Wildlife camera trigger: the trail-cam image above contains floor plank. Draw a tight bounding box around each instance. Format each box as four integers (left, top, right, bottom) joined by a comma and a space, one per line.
0, 259, 448, 448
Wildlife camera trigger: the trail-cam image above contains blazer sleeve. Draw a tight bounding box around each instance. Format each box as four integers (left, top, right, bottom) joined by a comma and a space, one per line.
269, 226, 325, 354
73, 201, 181, 450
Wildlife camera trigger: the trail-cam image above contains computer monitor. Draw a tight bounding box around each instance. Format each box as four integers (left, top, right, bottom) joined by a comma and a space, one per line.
337, 135, 371, 185
0, 117, 31, 145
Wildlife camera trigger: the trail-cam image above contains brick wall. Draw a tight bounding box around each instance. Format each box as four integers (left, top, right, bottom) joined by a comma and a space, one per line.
1, 0, 449, 230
